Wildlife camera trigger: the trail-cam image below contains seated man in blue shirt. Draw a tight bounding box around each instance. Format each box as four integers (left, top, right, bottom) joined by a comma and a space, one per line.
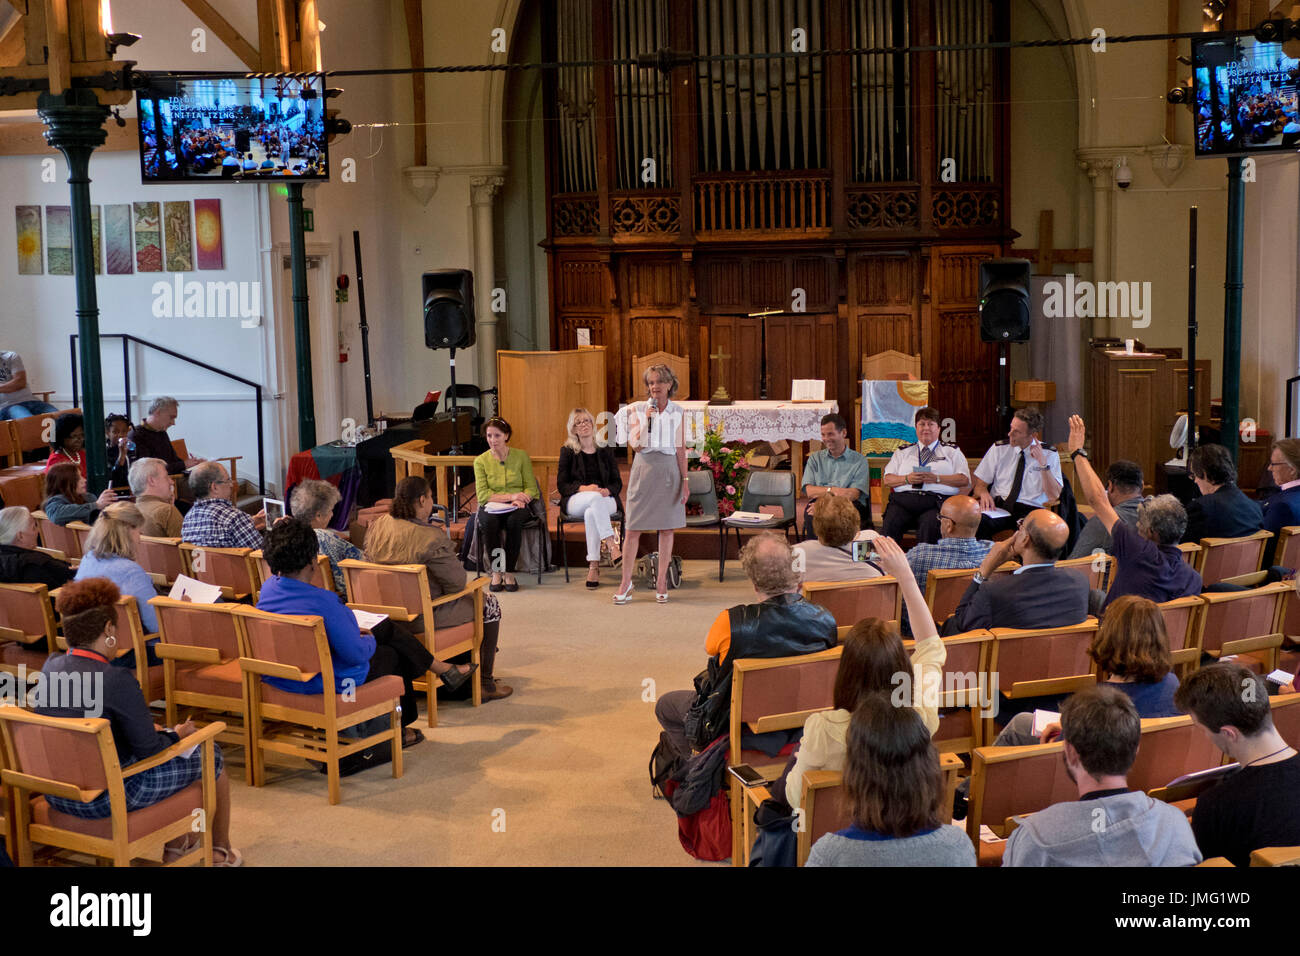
255, 518, 474, 749
801, 413, 872, 535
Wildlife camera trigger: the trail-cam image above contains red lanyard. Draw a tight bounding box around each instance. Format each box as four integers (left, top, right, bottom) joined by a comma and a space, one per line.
68, 648, 109, 663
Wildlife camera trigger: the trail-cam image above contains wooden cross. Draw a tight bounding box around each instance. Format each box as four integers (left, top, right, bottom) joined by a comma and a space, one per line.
1010, 210, 1094, 276
709, 346, 734, 405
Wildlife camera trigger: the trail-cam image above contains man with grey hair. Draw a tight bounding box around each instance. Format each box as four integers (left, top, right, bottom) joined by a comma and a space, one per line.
1067, 415, 1201, 612
0, 506, 74, 587
653, 531, 837, 756
128, 458, 183, 538
180, 461, 265, 550
127, 396, 205, 478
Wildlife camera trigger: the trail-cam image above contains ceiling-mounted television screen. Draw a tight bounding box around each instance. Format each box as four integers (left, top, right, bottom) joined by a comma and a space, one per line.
137, 75, 329, 182
1193, 33, 1300, 157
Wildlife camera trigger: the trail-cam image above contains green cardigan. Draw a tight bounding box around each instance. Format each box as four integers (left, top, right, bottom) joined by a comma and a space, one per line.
474, 447, 537, 501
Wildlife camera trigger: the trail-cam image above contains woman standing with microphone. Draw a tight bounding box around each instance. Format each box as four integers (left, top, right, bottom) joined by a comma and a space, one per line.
615, 364, 689, 604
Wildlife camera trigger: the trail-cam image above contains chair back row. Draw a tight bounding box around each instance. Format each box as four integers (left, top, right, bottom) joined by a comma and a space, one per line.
130, 536, 334, 601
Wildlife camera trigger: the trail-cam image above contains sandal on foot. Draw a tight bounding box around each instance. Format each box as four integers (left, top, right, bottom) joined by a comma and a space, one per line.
656, 591, 669, 604
402, 727, 426, 749
213, 846, 243, 867
439, 661, 478, 693
163, 834, 200, 863
613, 583, 635, 605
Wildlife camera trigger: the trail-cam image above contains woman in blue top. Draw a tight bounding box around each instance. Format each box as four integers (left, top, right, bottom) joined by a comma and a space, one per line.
74, 502, 161, 669
255, 518, 472, 749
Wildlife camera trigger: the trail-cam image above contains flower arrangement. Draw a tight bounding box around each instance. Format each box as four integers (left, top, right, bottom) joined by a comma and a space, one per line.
689, 424, 749, 518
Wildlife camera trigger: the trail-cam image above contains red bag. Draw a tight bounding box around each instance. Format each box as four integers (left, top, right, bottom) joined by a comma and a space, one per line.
674, 787, 733, 862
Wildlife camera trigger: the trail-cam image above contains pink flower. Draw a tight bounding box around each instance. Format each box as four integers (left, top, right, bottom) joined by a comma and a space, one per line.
725, 484, 736, 495
720, 447, 731, 455
736, 459, 749, 469
700, 453, 711, 464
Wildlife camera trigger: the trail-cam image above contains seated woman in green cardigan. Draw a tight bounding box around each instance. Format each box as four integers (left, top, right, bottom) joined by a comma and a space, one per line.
474, 416, 537, 592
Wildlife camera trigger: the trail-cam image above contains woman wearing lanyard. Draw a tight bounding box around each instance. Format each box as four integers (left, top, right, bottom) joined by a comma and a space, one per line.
614, 364, 689, 604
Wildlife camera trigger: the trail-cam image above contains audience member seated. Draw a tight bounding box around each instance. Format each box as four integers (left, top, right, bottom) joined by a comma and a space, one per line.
1182, 444, 1263, 544
289, 478, 362, 594
792, 495, 881, 583
1068, 416, 1201, 612
558, 407, 623, 589
44, 412, 89, 478
654, 532, 837, 757
880, 405, 971, 545
128, 458, 184, 538
74, 502, 162, 668
972, 407, 1063, 539
0, 348, 57, 420
43, 461, 116, 527
0, 505, 73, 587
1175, 662, 1300, 867
363, 476, 512, 702
902, 494, 991, 635
256, 518, 470, 749
781, 536, 944, 812
1067, 459, 1143, 559
1002, 684, 1202, 867
1261, 438, 1300, 567
944, 508, 1088, 634
35, 578, 242, 865
805, 695, 975, 867
180, 461, 265, 549
801, 414, 872, 534
127, 396, 205, 478
474, 416, 537, 593
104, 414, 133, 489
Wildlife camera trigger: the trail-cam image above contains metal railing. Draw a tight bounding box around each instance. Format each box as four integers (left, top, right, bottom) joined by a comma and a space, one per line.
69, 333, 265, 493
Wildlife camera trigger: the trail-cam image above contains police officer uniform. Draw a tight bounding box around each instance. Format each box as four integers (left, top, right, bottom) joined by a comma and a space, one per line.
881, 439, 971, 544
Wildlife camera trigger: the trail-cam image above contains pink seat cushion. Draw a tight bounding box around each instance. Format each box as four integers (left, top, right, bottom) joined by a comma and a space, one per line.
429, 621, 474, 654
34, 780, 203, 842
175, 660, 244, 699
2, 644, 49, 670
259, 674, 404, 716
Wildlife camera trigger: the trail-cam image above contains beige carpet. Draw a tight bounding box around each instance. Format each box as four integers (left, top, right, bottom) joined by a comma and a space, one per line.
230, 560, 754, 866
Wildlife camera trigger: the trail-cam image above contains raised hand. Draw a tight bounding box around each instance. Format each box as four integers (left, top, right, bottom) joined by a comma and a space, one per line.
1067, 415, 1086, 455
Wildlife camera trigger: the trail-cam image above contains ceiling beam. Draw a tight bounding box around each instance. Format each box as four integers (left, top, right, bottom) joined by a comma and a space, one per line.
403, 0, 426, 167
0, 114, 136, 151
0, 12, 24, 66
178, 0, 259, 70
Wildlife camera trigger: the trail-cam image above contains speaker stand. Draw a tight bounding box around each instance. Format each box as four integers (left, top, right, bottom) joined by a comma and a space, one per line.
997, 343, 1012, 434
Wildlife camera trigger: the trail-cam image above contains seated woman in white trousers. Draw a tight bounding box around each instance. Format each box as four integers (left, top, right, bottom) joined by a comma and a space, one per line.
557, 408, 623, 588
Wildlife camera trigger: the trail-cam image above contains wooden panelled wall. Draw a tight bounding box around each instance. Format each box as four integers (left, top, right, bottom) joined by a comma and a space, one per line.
542, 0, 1009, 452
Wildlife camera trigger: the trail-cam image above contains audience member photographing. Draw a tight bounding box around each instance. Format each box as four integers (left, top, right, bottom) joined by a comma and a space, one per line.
557, 407, 623, 589
364, 476, 511, 702
42, 461, 116, 527
805, 695, 975, 867
1183, 444, 1263, 543
181, 461, 266, 550
128, 458, 184, 538
289, 479, 363, 594
1067, 459, 1143, 559
0, 505, 74, 587
654, 532, 837, 757
1003, 684, 1202, 867
35, 578, 241, 866
73, 503, 162, 664
1067, 416, 1201, 612
792, 494, 880, 583
474, 416, 538, 593
1175, 662, 1300, 867
880, 405, 971, 545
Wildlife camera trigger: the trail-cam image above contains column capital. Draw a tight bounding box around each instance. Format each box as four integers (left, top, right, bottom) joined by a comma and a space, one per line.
470, 175, 506, 204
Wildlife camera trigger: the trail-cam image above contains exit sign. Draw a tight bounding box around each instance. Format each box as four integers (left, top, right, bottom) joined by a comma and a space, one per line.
303, 209, 315, 231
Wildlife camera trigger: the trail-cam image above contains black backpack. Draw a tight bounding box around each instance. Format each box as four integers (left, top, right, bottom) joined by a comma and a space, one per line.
683, 655, 733, 752
648, 731, 730, 817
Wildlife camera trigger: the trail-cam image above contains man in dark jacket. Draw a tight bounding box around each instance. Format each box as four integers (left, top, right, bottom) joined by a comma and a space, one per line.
0, 506, 74, 588
1183, 444, 1263, 543
655, 532, 837, 755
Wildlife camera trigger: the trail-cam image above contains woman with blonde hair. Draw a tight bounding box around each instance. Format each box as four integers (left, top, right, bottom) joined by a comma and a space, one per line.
74, 502, 161, 665
558, 407, 622, 588
614, 364, 688, 604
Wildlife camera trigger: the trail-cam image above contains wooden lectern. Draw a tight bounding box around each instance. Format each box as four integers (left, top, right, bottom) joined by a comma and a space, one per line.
498, 347, 608, 457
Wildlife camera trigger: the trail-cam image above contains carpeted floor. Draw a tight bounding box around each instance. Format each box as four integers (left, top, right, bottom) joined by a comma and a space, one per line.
229, 559, 754, 866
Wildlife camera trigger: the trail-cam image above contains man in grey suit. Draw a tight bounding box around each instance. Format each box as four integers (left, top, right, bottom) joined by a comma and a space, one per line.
945, 508, 1089, 634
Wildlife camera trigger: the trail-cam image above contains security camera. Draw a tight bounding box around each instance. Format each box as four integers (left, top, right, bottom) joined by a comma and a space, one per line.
1115, 157, 1133, 190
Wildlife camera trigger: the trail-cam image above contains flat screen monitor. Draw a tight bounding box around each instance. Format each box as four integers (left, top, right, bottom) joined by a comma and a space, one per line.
1193, 33, 1300, 157
137, 75, 329, 182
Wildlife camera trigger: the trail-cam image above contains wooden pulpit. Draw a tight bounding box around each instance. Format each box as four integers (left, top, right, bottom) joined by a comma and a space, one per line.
497, 348, 608, 457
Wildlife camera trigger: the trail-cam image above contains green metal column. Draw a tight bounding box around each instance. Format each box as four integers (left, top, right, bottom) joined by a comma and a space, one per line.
286, 183, 316, 450
38, 90, 110, 491
1221, 157, 1245, 462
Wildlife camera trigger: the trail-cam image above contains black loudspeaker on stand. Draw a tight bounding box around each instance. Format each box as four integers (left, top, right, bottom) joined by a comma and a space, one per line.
978, 258, 1032, 431
423, 270, 476, 455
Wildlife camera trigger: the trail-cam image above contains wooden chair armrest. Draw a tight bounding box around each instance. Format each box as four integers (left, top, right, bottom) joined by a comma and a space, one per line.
0, 768, 104, 803
742, 784, 772, 809
30, 390, 54, 402
0, 625, 42, 645
66, 521, 93, 532
427, 575, 489, 608
147, 572, 168, 588
239, 657, 316, 682
1197, 856, 1235, 867
154, 644, 222, 665
122, 720, 227, 779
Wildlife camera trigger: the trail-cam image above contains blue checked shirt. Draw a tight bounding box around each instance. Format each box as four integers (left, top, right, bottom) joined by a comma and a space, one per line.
181, 497, 263, 550
900, 536, 994, 636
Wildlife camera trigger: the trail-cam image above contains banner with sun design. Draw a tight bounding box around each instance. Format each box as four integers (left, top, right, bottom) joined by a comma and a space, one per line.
193, 198, 224, 270
15, 206, 42, 275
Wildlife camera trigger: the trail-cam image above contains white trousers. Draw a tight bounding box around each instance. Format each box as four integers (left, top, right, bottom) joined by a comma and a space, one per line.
566, 492, 618, 561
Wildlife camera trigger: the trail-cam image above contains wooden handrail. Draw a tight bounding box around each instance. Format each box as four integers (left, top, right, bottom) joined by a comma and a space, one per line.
390, 441, 562, 512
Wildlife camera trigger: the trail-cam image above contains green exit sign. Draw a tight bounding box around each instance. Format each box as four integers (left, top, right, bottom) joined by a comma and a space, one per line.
303, 209, 315, 231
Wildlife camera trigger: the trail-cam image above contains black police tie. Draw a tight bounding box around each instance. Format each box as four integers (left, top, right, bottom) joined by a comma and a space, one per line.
1005, 449, 1027, 507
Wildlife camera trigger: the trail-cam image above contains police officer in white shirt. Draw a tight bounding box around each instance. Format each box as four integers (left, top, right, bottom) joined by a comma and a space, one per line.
972, 406, 1063, 539
880, 406, 971, 544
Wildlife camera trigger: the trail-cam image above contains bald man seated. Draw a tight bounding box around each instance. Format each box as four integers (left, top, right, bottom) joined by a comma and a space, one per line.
901, 495, 992, 636
943, 508, 1090, 635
